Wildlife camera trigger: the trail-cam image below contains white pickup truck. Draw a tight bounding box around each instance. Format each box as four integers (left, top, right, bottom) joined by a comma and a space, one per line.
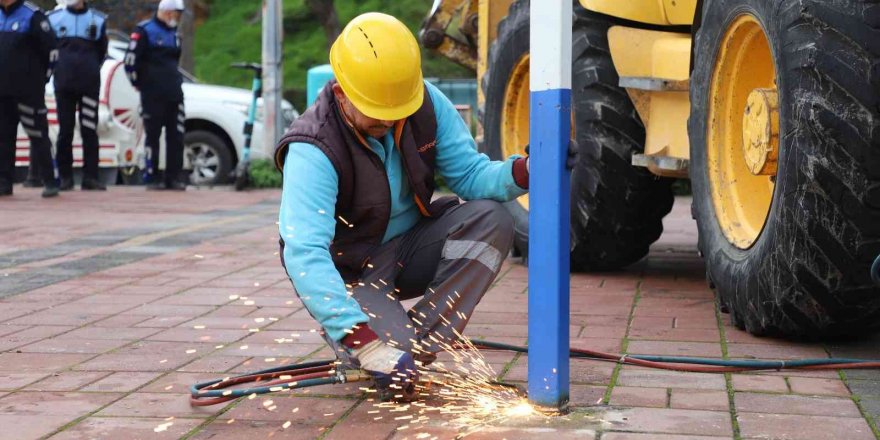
15, 36, 298, 186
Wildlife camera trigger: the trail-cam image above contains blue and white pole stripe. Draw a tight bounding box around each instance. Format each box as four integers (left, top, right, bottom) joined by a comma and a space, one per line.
527, 0, 572, 409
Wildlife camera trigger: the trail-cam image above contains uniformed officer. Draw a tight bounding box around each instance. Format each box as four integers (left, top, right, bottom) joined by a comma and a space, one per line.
124, 0, 186, 191
48, 0, 108, 191
0, 0, 59, 197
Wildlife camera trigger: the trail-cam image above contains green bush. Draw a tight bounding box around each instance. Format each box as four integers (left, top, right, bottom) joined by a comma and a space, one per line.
248, 158, 283, 188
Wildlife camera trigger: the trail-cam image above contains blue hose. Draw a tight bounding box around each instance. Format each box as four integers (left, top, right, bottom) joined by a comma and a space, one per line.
872, 254, 880, 287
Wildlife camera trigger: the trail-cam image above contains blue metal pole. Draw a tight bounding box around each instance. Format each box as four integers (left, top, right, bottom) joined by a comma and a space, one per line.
527, 0, 572, 409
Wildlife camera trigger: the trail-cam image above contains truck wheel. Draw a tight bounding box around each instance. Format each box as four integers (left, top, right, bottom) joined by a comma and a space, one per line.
184, 130, 233, 186
481, 0, 674, 270
689, 0, 880, 336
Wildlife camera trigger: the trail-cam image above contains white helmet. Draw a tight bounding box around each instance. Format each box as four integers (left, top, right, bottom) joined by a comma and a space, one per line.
158, 0, 185, 11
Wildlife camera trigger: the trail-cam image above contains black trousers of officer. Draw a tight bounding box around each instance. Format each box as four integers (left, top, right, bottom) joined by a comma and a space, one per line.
0, 94, 55, 186
142, 96, 184, 183
56, 90, 100, 182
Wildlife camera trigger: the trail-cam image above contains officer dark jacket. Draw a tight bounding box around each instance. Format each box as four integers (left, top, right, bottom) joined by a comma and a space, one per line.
48, 4, 107, 94
0, 0, 58, 97
124, 17, 182, 102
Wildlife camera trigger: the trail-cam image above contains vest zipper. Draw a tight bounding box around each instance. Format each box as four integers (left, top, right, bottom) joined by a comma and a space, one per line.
341, 112, 393, 261
392, 120, 432, 217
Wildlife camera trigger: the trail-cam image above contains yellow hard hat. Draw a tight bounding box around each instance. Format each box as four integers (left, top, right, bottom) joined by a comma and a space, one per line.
329, 12, 424, 121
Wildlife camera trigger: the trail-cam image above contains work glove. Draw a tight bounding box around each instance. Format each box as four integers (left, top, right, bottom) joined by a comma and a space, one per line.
524, 139, 580, 172
343, 324, 419, 402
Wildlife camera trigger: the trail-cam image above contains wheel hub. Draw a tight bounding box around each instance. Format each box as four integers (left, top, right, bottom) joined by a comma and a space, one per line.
706, 14, 777, 249
742, 88, 779, 176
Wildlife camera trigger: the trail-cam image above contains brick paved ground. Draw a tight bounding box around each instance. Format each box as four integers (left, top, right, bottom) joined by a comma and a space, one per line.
1, 187, 879, 439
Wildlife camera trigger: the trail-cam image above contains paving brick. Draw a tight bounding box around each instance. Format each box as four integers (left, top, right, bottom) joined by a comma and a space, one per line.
391, 426, 598, 440
606, 407, 731, 436
602, 434, 729, 440
97, 392, 217, 418
236, 329, 326, 345
0, 353, 92, 373
291, 381, 366, 398
734, 392, 860, 417
73, 354, 190, 372
503, 359, 614, 384
91, 314, 153, 328
0, 372, 51, 390
181, 317, 277, 330
178, 355, 248, 373
145, 327, 251, 344
219, 342, 324, 358
0, 391, 120, 416
669, 390, 729, 411
121, 304, 214, 317
609, 386, 668, 408
188, 419, 326, 440
726, 343, 829, 360
0, 325, 29, 338
139, 372, 218, 394
731, 374, 789, 393
626, 340, 723, 358
25, 371, 108, 391
57, 326, 160, 341
570, 384, 606, 407
629, 326, 721, 343
80, 372, 163, 393
49, 416, 203, 440
0, 414, 74, 440
3, 325, 75, 340
134, 316, 194, 328
6, 312, 108, 327
18, 337, 128, 354
857, 396, 880, 423
616, 369, 727, 391
569, 337, 625, 353
154, 293, 235, 306
738, 413, 874, 440
218, 396, 356, 423
322, 420, 400, 440
787, 377, 851, 397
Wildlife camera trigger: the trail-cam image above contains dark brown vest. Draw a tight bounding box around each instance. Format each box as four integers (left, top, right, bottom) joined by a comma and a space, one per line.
275, 81, 458, 282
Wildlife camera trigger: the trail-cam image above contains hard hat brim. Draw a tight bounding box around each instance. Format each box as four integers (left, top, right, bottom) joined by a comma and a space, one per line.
344, 85, 424, 121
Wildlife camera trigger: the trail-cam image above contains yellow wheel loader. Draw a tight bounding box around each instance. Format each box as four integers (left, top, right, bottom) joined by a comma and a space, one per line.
421, 0, 880, 337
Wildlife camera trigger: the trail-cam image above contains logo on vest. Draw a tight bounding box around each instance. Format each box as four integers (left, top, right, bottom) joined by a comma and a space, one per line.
417, 140, 437, 153
11, 21, 19, 31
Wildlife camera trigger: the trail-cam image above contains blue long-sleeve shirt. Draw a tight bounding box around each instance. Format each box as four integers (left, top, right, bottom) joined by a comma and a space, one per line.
279, 81, 527, 342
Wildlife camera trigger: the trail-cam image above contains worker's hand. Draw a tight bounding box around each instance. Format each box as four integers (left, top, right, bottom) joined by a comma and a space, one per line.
343, 323, 419, 401
523, 139, 579, 172
352, 339, 419, 401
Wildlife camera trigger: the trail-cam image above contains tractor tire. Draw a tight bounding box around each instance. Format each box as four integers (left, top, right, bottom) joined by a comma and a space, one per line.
481, 0, 675, 270
689, 0, 880, 337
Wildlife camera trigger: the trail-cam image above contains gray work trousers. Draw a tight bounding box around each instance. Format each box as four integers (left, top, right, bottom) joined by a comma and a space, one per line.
326, 199, 514, 367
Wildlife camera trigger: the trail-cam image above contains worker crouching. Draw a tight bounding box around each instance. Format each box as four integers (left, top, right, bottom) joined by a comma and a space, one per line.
276, 13, 534, 401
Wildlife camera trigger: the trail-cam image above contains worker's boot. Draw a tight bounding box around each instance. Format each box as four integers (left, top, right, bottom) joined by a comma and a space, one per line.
0, 180, 12, 196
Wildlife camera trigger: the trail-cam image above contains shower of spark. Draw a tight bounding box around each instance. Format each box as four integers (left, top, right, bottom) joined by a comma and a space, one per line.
369, 328, 542, 439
